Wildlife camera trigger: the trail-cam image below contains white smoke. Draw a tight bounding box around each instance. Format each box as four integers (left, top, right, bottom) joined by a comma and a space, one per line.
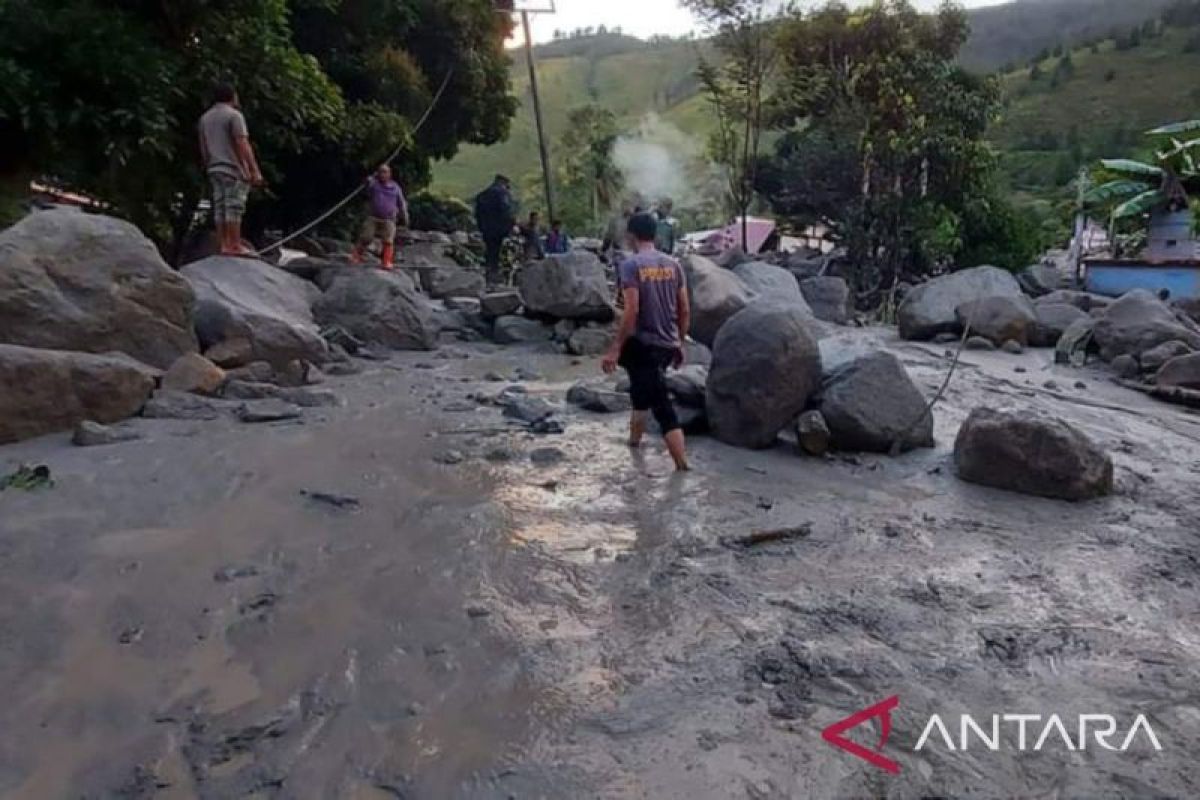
612, 113, 726, 218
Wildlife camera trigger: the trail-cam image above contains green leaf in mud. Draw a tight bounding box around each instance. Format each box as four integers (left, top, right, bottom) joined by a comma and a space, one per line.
0, 464, 54, 491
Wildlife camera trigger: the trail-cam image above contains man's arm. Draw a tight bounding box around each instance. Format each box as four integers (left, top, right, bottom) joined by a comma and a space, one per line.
602, 287, 639, 375
677, 284, 691, 343
235, 136, 263, 185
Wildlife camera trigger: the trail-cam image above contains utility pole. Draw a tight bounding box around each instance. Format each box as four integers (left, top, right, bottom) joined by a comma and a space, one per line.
521, 9, 557, 221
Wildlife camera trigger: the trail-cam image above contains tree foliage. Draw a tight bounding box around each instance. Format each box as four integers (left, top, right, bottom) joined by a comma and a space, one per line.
0, 0, 516, 256
552, 105, 624, 233
758, 1, 1038, 292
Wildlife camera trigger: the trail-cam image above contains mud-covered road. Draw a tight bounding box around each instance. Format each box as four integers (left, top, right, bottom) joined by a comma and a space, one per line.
0, 329, 1198, 799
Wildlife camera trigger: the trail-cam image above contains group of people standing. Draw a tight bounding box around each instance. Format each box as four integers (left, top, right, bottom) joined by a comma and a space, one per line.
199, 86, 691, 471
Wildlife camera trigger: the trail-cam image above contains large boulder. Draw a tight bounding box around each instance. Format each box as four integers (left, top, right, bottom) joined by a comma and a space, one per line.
518, 252, 615, 322
493, 316, 553, 344
732, 261, 807, 309
0, 344, 159, 443
683, 255, 753, 347
1030, 303, 1089, 348
1141, 340, 1194, 373
706, 303, 822, 449
955, 295, 1037, 347
800, 276, 854, 325
1091, 289, 1200, 363
666, 364, 709, 408
314, 269, 438, 351
1036, 290, 1111, 313
182, 257, 328, 367
954, 407, 1114, 501
0, 209, 197, 368
818, 351, 934, 453
897, 266, 1023, 341
1156, 353, 1200, 389
567, 327, 612, 356
1016, 262, 1062, 297
416, 265, 486, 301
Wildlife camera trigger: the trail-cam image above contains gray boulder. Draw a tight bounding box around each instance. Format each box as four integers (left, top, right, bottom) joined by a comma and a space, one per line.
1036, 290, 1111, 313
683, 255, 753, 347
314, 269, 438, 351
0, 344, 159, 443
1030, 302, 1089, 348
1092, 289, 1200, 363
480, 290, 523, 319
1055, 317, 1097, 365
733, 261, 806, 308
955, 295, 1037, 346
706, 303, 823, 449
683, 340, 713, 368
1111, 354, 1140, 379
898, 266, 1023, 340
566, 382, 632, 413
818, 351, 933, 453
142, 390, 233, 421
666, 365, 709, 408
0, 209, 197, 368
1156, 353, 1200, 389
518, 252, 615, 322
72, 420, 142, 447
417, 265, 486, 300
567, 327, 612, 356
954, 407, 1114, 501
1141, 340, 1194, 373
183, 256, 328, 366
493, 316, 553, 344
1016, 262, 1062, 297
800, 276, 854, 325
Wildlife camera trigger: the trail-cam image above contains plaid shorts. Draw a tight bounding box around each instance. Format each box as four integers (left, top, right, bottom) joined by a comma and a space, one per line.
209, 173, 250, 224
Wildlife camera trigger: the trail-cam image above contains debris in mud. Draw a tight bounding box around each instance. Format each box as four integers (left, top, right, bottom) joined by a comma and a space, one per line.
72, 420, 142, 447
118, 625, 144, 645
300, 490, 362, 511
0, 464, 53, 491
214, 565, 261, 583
722, 524, 813, 550
434, 449, 466, 465
530, 447, 566, 466
237, 400, 303, 423
530, 417, 566, 435
239, 592, 279, 617
466, 604, 491, 618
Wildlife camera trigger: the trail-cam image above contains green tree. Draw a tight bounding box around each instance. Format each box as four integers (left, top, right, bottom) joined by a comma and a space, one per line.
684, 0, 784, 249
556, 105, 624, 232
761, 1, 1022, 296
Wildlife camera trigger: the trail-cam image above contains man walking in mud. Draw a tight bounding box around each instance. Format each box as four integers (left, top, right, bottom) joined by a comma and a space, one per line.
474, 174, 517, 286
352, 164, 408, 270
602, 212, 691, 472
199, 82, 264, 256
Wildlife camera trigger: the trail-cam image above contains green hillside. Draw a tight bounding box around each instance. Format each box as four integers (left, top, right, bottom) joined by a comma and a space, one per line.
432, 0, 1190, 207
992, 23, 1200, 196
432, 37, 707, 200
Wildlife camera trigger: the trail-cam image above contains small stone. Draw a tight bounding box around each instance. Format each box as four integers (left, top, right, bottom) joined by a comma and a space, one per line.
530, 418, 565, 435
794, 410, 831, 457
72, 420, 141, 447
466, 605, 491, 618
515, 366, 543, 381
485, 447, 518, 463
1043, 380, 1059, 390
162, 353, 226, 396
435, 450, 466, 465
965, 336, 996, 351
1111, 354, 1139, 379
324, 362, 363, 377
1001, 339, 1024, 355
530, 447, 566, 466
204, 338, 254, 369
237, 400, 302, 423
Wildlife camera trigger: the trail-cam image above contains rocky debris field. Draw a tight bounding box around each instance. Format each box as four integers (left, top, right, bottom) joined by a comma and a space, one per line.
0, 208, 1198, 797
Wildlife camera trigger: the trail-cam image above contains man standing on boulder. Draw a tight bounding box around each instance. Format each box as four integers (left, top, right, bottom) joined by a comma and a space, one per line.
474, 174, 517, 286
199, 82, 264, 256
602, 212, 692, 472
352, 164, 408, 270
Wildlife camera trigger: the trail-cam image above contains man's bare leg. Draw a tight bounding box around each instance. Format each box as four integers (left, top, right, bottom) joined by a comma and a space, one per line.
628, 410, 649, 447
664, 429, 690, 472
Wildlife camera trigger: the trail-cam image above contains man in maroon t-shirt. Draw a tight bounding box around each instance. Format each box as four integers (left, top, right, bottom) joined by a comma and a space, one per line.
602, 213, 692, 471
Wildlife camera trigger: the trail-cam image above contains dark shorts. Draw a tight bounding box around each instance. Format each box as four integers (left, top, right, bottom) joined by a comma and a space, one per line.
620, 338, 681, 435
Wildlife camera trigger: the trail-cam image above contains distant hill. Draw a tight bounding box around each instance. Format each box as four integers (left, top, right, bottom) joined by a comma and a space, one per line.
991, 16, 1200, 196
432, 0, 1180, 203
959, 0, 1176, 71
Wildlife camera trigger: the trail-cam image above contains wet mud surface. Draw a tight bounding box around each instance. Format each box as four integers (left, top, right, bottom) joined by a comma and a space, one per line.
0, 329, 1198, 798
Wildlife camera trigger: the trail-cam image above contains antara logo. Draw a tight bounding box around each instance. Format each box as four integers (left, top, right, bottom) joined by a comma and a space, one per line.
822, 697, 1163, 774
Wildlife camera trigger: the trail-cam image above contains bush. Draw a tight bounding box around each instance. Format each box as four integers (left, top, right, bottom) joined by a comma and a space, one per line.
407, 191, 475, 233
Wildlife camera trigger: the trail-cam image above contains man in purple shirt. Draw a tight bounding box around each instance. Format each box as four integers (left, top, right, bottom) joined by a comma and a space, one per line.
353, 164, 408, 270
602, 213, 692, 471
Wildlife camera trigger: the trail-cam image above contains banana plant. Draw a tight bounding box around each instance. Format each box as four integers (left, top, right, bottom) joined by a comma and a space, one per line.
1085, 119, 1200, 227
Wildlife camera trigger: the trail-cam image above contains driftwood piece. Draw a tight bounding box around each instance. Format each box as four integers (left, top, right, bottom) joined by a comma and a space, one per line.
722, 524, 813, 549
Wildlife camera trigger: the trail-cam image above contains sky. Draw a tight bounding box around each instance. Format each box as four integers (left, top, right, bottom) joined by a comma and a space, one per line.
515, 0, 1005, 44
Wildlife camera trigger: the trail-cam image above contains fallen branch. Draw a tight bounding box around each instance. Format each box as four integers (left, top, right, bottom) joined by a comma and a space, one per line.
1117, 379, 1200, 409
889, 316, 975, 456
722, 524, 813, 549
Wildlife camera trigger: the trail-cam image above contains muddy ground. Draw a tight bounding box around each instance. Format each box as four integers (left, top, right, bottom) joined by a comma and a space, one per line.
0, 328, 1198, 799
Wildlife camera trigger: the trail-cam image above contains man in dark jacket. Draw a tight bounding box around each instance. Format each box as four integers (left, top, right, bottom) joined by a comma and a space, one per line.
474, 174, 517, 286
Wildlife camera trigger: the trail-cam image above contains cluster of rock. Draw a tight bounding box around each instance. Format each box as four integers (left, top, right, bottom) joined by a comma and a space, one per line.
0, 209, 459, 444
896, 264, 1200, 394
